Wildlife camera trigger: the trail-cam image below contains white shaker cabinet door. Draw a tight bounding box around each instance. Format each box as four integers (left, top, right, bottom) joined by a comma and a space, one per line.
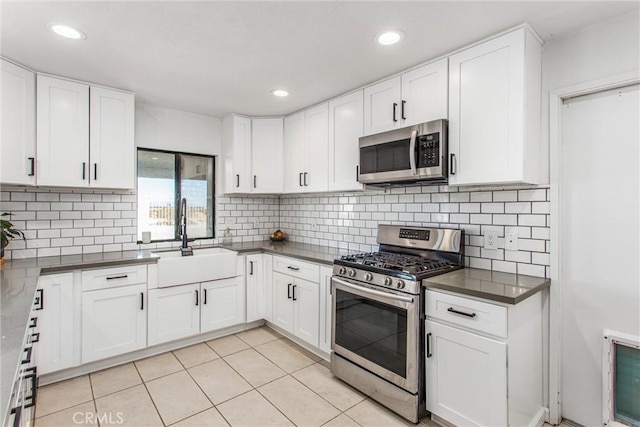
272, 272, 294, 333
37, 273, 74, 374
304, 102, 329, 193
89, 86, 135, 189
283, 112, 306, 193
222, 114, 252, 193
1, 59, 36, 185
37, 75, 89, 187
292, 277, 320, 347
252, 118, 283, 193
147, 284, 200, 346
318, 266, 333, 353
245, 254, 265, 322
200, 276, 245, 333
363, 76, 401, 136
81, 284, 147, 363
328, 91, 363, 192
400, 58, 448, 127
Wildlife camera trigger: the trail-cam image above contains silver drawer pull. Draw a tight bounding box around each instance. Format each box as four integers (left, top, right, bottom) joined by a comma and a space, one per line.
106, 275, 128, 280
287, 266, 300, 271
447, 307, 476, 318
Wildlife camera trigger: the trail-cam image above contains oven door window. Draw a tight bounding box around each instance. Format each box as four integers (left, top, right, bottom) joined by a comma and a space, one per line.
334, 288, 407, 377
360, 138, 412, 174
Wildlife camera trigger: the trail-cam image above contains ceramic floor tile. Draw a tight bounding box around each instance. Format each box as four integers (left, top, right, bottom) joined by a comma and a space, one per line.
224, 348, 286, 387
90, 362, 142, 398
281, 338, 323, 362
95, 384, 163, 427
206, 334, 250, 357
345, 400, 413, 427
217, 390, 294, 427
36, 375, 93, 418
188, 359, 252, 405
145, 370, 212, 425
173, 343, 220, 368
34, 401, 96, 427
292, 363, 365, 411
134, 351, 184, 382
255, 338, 316, 373
258, 375, 340, 427
170, 407, 229, 427
235, 326, 281, 347
322, 413, 363, 427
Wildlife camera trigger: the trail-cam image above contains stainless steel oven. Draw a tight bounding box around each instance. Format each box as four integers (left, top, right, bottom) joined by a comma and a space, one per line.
331, 276, 421, 393
358, 119, 448, 185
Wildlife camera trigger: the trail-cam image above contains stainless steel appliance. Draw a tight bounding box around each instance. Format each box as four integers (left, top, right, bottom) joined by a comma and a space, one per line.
358, 119, 448, 185
330, 225, 464, 423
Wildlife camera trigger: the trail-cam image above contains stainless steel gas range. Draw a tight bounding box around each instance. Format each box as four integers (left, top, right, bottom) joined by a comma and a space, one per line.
330, 225, 464, 423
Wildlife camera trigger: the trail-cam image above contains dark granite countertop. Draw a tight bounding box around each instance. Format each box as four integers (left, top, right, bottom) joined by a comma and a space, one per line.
423, 267, 550, 304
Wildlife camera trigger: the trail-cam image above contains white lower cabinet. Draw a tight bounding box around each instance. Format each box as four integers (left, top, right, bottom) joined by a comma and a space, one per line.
318, 266, 333, 353
272, 271, 319, 347
81, 284, 147, 363
425, 289, 543, 427
201, 277, 245, 332
246, 254, 266, 322
37, 273, 75, 375
148, 283, 200, 346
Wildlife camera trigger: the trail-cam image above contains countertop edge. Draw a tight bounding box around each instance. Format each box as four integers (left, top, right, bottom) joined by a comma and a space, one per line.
424, 279, 550, 304
39, 255, 159, 275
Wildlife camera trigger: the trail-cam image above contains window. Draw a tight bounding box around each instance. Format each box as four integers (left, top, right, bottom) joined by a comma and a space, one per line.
137, 149, 215, 243
603, 331, 640, 427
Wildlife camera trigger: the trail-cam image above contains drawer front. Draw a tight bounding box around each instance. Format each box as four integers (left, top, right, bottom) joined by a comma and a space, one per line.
425, 290, 507, 338
273, 256, 319, 283
81, 265, 147, 291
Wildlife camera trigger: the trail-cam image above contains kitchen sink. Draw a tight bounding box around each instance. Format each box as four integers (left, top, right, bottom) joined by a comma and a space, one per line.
156, 247, 237, 287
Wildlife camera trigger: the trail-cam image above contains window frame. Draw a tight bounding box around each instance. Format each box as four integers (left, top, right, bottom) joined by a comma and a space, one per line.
136, 148, 216, 244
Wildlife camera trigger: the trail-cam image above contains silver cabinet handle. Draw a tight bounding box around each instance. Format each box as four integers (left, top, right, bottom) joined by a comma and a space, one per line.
409, 130, 418, 175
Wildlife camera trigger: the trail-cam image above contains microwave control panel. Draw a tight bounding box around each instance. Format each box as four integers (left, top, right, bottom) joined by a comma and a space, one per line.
418, 133, 440, 167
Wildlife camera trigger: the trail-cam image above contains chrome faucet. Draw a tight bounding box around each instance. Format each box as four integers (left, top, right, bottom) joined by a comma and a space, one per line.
179, 197, 193, 256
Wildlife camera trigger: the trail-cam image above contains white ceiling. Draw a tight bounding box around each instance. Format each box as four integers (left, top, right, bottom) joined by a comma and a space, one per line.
1, 1, 638, 118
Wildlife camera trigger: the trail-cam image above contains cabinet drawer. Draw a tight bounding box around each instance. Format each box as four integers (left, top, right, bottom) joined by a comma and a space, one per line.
273, 256, 319, 283
425, 290, 507, 338
81, 265, 147, 291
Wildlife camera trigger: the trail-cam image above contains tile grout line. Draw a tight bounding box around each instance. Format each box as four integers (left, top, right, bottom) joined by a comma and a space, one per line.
131, 357, 171, 427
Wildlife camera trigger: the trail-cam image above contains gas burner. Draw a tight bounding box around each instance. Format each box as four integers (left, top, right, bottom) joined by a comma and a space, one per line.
338, 251, 457, 278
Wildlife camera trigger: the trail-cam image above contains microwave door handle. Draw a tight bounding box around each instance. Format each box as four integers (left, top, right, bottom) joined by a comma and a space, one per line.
409, 130, 418, 175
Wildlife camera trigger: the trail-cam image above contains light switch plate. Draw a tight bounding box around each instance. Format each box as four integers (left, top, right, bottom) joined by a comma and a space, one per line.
484, 230, 499, 250
505, 227, 519, 251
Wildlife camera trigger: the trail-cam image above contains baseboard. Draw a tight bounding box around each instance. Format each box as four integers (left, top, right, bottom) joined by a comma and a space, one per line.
530, 407, 546, 427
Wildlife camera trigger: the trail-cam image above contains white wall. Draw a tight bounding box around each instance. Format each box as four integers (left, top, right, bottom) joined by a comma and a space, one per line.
135, 103, 222, 155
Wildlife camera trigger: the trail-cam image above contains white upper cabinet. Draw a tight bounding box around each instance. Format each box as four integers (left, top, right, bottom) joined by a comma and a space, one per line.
222, 114, 252, 193
283, 111, 306, 193
252, 118, 283, 193
304, 103, 329, 192
448, 27, 543, 186
89, 87, 135, 189
37, 75, 90, 187
1, 59, 36, 185
37, 75, 135, 189
363, 59, 448, 136
328, 90, 363, 192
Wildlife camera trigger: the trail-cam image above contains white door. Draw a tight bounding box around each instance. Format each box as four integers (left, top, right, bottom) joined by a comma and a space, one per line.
328, 91, 363, 192
448, 30, 525, 185
222, 115, 252, 193
318, 267, 333, 353
1, 59, 36, 185
147, 284, 200, 346
89, 87, 135, 189
81, 284, 147, 363
245, 254, 265, 322
36, 75, 89, 187
201, 277, 245, 332
283, 112, 306, 193
363, 76, 401, 135
292, 278, 320, 347
37, 273, 74, 374
252, 118, 283, 193
558, 84, 640, 426
304, 103, 329, 192
401, 59, 448, 126
272, 272, 294, 332
425, 320, 507, 427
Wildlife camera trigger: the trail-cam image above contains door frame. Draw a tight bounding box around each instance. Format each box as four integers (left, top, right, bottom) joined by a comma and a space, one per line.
548, 71, 639, 424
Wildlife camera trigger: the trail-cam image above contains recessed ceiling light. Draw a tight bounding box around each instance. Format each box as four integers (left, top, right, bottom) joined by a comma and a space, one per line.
47, 22, 86, 40
376, 30, 405, 46
271, 89, 289, 97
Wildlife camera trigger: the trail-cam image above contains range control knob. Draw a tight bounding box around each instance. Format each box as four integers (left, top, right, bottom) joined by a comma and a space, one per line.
348, 269, 357, 278
396, 280, 406, 290
338, 267, 346, 275
364, 273, 373, 281
384, 277, 393, 287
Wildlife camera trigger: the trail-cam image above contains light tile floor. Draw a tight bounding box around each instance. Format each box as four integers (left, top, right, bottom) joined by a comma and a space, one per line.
35, 326, 438, 427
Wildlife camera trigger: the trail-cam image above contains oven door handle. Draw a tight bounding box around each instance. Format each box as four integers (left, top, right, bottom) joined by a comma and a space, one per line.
409, 129, 418, 175
332, 277, 414, 304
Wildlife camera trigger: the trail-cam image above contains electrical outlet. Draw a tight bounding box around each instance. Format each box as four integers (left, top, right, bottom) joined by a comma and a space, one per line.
505, 227, 519, 251
310, 218, 317, 230
484, 230, 499, 250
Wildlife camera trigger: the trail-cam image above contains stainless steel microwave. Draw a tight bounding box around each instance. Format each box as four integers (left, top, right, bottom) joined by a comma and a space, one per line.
358, 119, 448, 185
